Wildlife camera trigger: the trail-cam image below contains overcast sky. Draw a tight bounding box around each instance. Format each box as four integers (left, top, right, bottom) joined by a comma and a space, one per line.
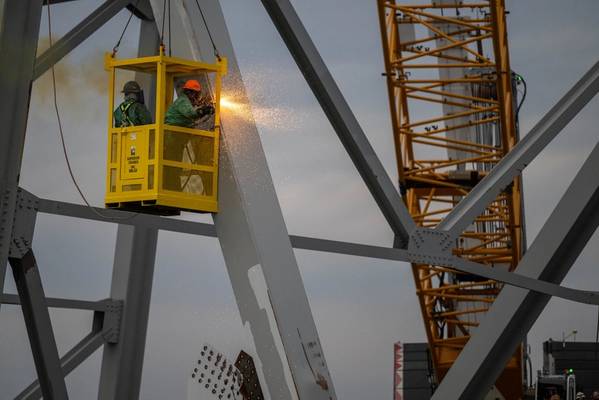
1, 0, 599, 399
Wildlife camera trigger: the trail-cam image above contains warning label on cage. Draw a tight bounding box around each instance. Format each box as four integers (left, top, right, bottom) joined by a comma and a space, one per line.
126, 153, 140, 174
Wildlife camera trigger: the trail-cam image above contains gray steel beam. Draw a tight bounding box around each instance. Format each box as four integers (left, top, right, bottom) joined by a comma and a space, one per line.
259, 0, 415, 247
0, 0, 43, 312
37, 196, 218, 237
33, 0, 131, 80
43, 0, 81, 4
98, 225, 158, 400
41, 0, 153, 19
152, 1, 337, 398
9, 250, 69, 400
38, 196, 399, 259
16, 312, 106, 400
290, 235, 409, 261
291, 236, 599, 304
127, 1, 154, 21
94, 15, 160, 398
100, 0, 160, 372
31, 195, 599, 305
429, 255, 599, 306
2, 293, 114, 311
432, 136, 599, 399
437, 60, 599, 241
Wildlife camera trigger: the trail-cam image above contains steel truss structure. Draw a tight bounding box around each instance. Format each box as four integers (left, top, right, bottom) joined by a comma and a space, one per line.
0, 0, 598, 399
376, 1, 524, 395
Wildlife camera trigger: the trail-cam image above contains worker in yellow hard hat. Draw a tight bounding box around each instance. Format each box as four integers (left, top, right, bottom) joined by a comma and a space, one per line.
113, 81, 152, 127
165, 79, 214, 128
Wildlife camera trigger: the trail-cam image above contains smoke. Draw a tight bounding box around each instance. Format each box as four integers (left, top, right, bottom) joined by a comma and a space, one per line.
33, 36, 111, 105
32, 37, 302, 134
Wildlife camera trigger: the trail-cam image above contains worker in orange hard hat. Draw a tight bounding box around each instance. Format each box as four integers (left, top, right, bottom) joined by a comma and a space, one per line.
163, 79, 216, 192
165, 79, 215, 128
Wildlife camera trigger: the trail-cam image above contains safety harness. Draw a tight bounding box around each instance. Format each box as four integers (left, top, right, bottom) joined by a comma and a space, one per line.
119, 100, 135, 127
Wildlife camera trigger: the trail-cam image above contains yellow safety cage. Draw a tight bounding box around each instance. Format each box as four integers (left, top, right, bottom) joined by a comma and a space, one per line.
104, 49, 227, 215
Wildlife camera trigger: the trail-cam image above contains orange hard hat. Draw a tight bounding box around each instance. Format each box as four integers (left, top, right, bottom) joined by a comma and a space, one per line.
183, 79, 202, 92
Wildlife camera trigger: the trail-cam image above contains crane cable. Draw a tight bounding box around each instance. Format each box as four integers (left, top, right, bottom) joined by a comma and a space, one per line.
193, 0, 221, 59
112, 0, 141, 57
168, 0, 172, 56
46, 0, 137, 221
160, 0, 167, 47
160, 0, 173, 57
159, 0, 173, 56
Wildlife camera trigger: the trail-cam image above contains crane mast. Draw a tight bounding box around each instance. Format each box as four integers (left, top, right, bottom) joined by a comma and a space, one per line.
377, 0, 525, 397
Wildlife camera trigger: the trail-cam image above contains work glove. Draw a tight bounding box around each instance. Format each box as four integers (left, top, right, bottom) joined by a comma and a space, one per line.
197, 104, 215, 118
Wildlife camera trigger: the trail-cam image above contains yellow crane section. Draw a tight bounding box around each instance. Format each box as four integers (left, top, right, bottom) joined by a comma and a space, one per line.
376, 1, 524, 397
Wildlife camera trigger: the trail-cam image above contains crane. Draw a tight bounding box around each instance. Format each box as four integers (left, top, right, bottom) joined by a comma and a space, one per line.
377, 1, 526, 398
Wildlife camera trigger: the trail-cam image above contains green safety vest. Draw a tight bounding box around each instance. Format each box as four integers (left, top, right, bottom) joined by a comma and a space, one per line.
114, 100, 152, 127
120, 101, 135, 127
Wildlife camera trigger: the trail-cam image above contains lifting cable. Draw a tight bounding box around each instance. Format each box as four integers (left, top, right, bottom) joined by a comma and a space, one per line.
168, 0, 172, 56
193, 0, 221, 59
112, 0, 141, 57
46, 0, 137, 221
160, 0, 167, 47
159, 0, 172, 56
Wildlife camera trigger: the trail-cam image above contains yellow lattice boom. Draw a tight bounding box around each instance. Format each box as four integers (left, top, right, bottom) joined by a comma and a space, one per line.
377, 1, 524, 397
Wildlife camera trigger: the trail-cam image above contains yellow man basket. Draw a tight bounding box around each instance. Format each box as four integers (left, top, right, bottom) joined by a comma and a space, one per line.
104, 49, 227, 215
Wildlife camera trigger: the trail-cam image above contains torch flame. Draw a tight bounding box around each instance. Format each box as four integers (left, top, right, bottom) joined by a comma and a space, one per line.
219, 96, 244, 112
219, 94, 298, 132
